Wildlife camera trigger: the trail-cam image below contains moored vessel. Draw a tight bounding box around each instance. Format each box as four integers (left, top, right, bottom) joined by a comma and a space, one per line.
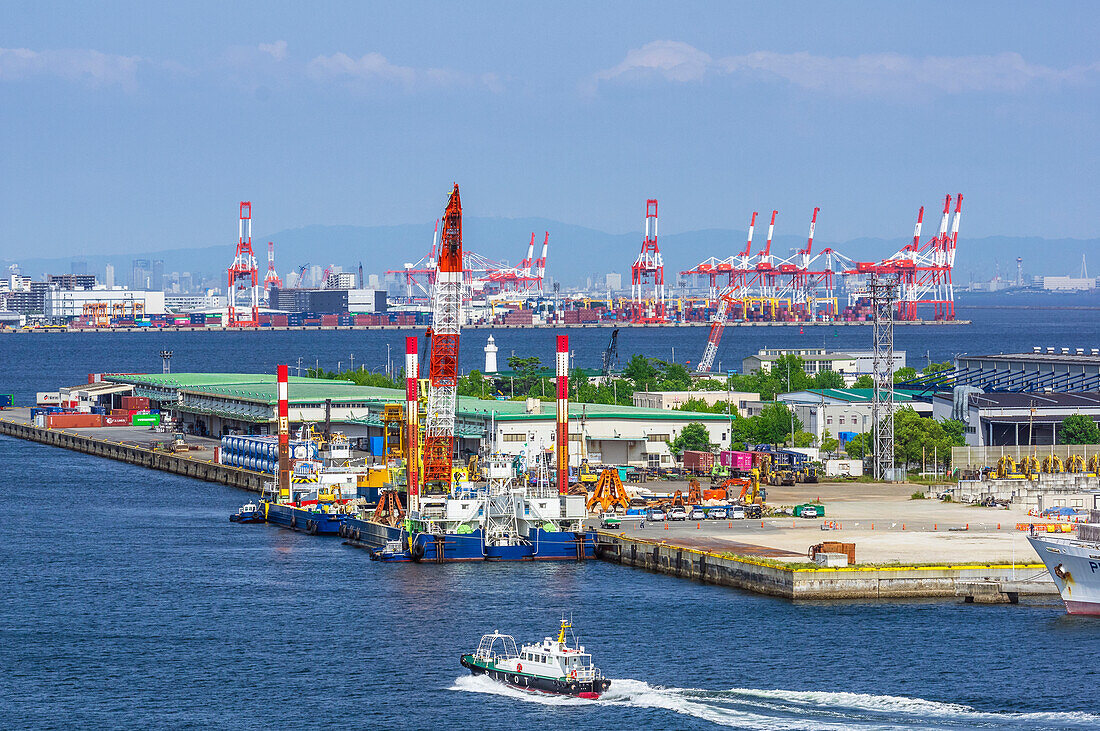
1028, 509, 1100, 615
460, 619, 610, 699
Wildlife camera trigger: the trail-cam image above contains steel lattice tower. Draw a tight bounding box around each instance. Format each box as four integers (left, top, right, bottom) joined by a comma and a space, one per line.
870, 273, 898, 480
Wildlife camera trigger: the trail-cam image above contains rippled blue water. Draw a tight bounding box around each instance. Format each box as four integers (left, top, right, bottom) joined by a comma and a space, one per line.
3, 299, 1099, 727
2, 436, 1098, 729
2, 299, 1097, 404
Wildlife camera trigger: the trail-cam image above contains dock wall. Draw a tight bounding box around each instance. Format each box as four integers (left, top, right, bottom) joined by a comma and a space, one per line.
0, 418, 265, 492
594, 532, 1055, 600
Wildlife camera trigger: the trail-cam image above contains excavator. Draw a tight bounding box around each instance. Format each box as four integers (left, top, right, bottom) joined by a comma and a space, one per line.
578, 460, 599, 486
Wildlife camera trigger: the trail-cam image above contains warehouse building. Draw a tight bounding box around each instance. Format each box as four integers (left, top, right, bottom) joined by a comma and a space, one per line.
931, 391, 1100, 447
106, 372, 732, 468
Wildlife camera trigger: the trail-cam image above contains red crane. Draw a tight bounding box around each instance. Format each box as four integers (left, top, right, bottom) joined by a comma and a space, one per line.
227, 201, 259, 327
631, 199, 666, 322
422, 184, 463, 492
263, 241, 283, 291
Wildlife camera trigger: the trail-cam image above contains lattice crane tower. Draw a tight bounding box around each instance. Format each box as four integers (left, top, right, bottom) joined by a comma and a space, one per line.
423, 184, 463, 493
870, 272, 898, 480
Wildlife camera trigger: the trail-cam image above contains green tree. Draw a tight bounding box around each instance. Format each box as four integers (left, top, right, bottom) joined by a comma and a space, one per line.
770, 354, 813, 394
844, 432, 871, 459
923, 361, 953, 375
941, 419, 966, 447
821, 430, 839, 455
675, 397, 729, 414
813, 370, 845, 389
507, 355, 543, 395
739, 402, 802, 445
623, 354, 658, 388
457, 369, 487, 398
670, 423, 715, 456
851, 374, 874, 389
1059, 414, 1100, 445
654, 360, 693, 390
791, 430, 816, 448
893, 366, 918, 383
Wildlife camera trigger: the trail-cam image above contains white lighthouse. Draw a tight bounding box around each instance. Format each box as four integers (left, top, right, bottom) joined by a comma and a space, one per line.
484, 334, 498, 373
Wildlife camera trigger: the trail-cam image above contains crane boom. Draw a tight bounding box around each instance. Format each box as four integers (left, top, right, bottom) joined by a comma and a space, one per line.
697, 292, 733, 373
422, 184, 463, 492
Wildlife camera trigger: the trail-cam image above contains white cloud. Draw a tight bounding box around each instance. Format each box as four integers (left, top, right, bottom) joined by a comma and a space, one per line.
258, 40, 288, 61
307, 51, 501, 91
0, 47, 140, 88
593, 40, 712, 83
592, 42, 1100, 95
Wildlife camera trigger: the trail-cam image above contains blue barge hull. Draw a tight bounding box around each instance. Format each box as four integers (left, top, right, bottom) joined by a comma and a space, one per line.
263, 502, 347, 535
340, 518, 596, 562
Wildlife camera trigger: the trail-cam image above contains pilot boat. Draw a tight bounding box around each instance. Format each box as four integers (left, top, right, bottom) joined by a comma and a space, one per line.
229, 501, 264, 523
460, 619, 610, 699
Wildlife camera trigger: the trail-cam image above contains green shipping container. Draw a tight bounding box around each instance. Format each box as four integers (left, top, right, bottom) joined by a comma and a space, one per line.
131, 413, 161, 426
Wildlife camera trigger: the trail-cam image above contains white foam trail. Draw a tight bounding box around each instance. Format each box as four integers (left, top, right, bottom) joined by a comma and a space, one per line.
449, 675, 1099, 730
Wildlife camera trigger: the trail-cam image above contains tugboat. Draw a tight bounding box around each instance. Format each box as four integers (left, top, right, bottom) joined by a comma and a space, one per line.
229, 501, 264, 523
460, 619, 611, 699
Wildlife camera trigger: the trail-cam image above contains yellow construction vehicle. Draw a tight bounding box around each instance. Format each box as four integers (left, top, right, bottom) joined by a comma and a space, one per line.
466, 454, 483, 482
996, 456, 1025, 479
578, 460, 599, 486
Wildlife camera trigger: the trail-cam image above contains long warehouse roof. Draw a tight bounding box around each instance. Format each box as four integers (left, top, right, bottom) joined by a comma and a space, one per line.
107, 372, 729, 421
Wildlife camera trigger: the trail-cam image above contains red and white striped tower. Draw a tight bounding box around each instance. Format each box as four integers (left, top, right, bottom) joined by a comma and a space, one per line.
556, 335, 569, 495
405, 336, 420, 513
276, 364, 290, 504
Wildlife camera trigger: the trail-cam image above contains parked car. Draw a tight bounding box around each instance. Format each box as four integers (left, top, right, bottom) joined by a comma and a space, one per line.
731, 505, 746, 520
647, 508, 667, 522
668, 507, 688, 521
689, 508, 706, 521
708, 507, 727, 520
800, 505, 819, 519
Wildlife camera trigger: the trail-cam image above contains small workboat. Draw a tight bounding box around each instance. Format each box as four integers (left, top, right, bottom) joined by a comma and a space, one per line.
229, 501, 264, 523
460, 619, 610, 699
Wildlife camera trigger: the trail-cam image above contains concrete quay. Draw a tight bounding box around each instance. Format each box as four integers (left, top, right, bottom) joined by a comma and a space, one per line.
0, 413, 265, 492
594, 531, 1055, 600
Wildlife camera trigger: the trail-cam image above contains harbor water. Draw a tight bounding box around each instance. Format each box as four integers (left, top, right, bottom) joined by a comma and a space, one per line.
3, 297, 1099, 727
2, 436, 1098, 729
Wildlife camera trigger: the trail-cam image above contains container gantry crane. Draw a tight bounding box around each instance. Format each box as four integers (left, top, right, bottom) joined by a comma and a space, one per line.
227, 201, 259, 327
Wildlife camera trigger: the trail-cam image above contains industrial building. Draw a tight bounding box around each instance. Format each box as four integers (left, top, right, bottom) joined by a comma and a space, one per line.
45, 288, 167, 318
632, 390, 760, 415
950, 349, 1100, 393
103, 372, 733, 468
931, 391, 1100, 447
777, 388, 932, 444
741, 348, 906, 386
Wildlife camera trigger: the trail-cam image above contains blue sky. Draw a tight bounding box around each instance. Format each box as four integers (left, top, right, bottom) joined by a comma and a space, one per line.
1, 1, 1097, 259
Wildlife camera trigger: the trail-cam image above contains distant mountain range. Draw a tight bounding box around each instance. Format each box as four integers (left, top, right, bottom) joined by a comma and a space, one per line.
5, 217, 1097, 286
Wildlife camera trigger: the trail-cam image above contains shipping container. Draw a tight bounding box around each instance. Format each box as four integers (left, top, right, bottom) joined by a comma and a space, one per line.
681, 450, 716, 473
720, 450, 753, 470
104, 415, 130, 426
131, 413, 161, 426
47, 413, 105, 429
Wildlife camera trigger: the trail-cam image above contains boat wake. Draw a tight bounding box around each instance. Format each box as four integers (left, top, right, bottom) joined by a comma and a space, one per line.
450, 675, 1099, 729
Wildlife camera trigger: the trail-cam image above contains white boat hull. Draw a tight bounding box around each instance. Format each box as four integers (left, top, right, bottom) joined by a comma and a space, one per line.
1028, 535, 1100, 615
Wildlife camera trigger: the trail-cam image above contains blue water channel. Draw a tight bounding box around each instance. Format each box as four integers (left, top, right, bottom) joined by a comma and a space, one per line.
2, 434, 1098, 728
3, 297, 1099, 727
